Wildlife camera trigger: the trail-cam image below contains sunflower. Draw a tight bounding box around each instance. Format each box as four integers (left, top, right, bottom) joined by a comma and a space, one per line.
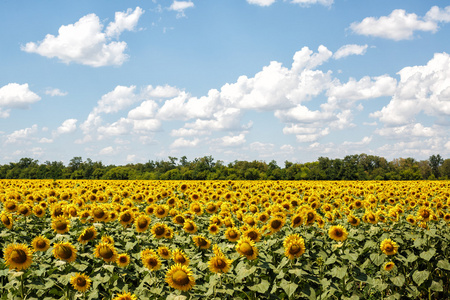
236, 236, 258, 260
417, 207, 433, 222
79, 210, 92, 224
173, 214, 186, 225
78, 226, 97, 244
205, 202, 218, 214
53, 241, 77, 263
18, 204, 32, 217
158, 246, 172, 259
406, 215, 416, 225
328, 225, 348, 242
380, 239, 398, 256
183, 220, 197, 234
3, 243, 33, 270
91, 206, 108, 222
31, 236, 50, 252
283, 234, 306, 260
383, 262, 395, 272
208, 254, 233, 274
116, 253, 131, 267
291, 213, 304, 228
155, 204, 169, 219
347, 214, 360, 226
51, 216, 70, 234
304, 210, 316, 225
4, 200, 18, 213
165, 227, 174, 239
112, 292, 138, 300
190, 201, 203, 215
224, 227, 241, 242
0, 212, 13, 229
33, 205, 46, 218
165, 264, 196, 291
192, 235, 211, 249
119, 210, 134, 227
243, 227, 262, 242
151, 223, 168, 239
208, 224, 220, 235
172, 248, 190, 266
135, 214, 151, 233
94, 242, 118, 263
101, 235, 115, 245
142, 252, 161, 271
70, 273, 91, 292
268, 217, 285, 234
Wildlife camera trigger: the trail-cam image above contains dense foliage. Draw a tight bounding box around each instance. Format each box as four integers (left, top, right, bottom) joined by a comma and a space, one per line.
1, 180, 449, 299
0, 154, 449, 180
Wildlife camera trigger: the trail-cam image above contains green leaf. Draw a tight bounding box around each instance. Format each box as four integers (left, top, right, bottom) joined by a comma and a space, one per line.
413, 238, 426, 248
342, 295, 360, 300
369, 253, 384, 266
390, 274, 405, 287
370, 278, 388, 292
430, 280, 443, 292
406, 253, 418, 264
280, 279, 298, 298
235, 266, 257, 282
412, 270, 429, 286
419, 248, 436, 261
289, 268, 307, 277
125, 241, 137, 251
329, 266, 347, 279
248, 279, 270, 294
437, 259, 450, 270
325, 255, 336, 265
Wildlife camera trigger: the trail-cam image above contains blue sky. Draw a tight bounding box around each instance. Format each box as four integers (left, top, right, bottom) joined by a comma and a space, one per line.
1, 0, 449, 166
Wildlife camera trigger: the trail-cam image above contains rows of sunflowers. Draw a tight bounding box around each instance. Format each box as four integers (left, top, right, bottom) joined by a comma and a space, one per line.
1, 179, 450, 299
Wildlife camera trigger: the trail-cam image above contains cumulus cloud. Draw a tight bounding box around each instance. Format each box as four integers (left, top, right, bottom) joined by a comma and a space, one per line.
350, 6, 450, 40
247, 0, 277, 7
21, 7, 143, 67
290, 0, 333, 7
371, 52, 450, 125
169, 1, 194, 18
44, 88, 68, 97
333, 44, 368, 59
56, 119, 77, 135
342, 136, 372, 146
99, 146, 115, 155
5, 125, 39, 144
94, 85, 137, 114
0, 83, 41, 118
170, 137, 200, 149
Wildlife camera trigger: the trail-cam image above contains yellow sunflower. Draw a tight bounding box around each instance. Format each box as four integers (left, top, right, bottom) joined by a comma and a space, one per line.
119, 210, 134, 227
328, 225, 348, 242
304, 210, 317, 225
243, 227, 262, 242
224, 227, 241, 242
70, 273, 91, 292
151, 223, 168, 239
380, 239, 398, 256
101, 235, 115, 245
158, 246, 172, 259
17, 204, 32, 217
268, 217, 285, 235
283, 234, 306, 260
31, 236, 50, 252
135, 214, 151, 233
53, 241, 77, 263
173, 214, 186, 225
192, 235, 211, 249
116, 253, 131, 268
0, 212, 13, 229
33, 205, 46, 218
3, 243, 33, 270
383, 262, 395, 272
155, 204, 170, 218
94, 242, 118, 263
208, 254, 233, 274
112, 292, 138, 300
236, 236, 258, 260
183, 220, 197, 234
172, 248, 190, 266
78, 226, 97, 244
347, 214, 360, 226
51, 216, 70, 234
141, 252, 161, 271
208, 224, 220, 235
165, 264, 196, 291
3, 200, 18, 213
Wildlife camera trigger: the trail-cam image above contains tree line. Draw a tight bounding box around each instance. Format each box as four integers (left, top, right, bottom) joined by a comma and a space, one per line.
0, 154, 449, 181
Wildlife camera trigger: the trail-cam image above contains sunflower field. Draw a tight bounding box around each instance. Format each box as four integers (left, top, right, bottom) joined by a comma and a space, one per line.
1, 179, 450, 300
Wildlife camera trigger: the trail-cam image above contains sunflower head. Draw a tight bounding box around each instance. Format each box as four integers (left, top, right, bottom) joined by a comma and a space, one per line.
112, 291, 138, 300
4, 243, 33, 270
172, 249, 190, 266
380, 239, 398, 256
208, 254, 233, 274
142, 253, 161, 271
165, 264, 196, 291
192, 235, 211, 249
383, 261, 395, 272
225, 227, 241, 242
328, 225, 348, 242
268, 217, 285, 234
53, 241, 77, 263
116, 253, 131, 267
32, 236, 50, 252
51, 216, 70, 234
183, 220, 197, 234
283, 234, 306, 260
158, 246, 172, 259
236, 236, 258, 260
291, 213, 304, 228
0, 212, 13, 229
243, 227, 261, 242
70, 273, 91, 292
78, 226, 97, 244
151, 223, 168, 238
94, 242, 118, 262
135, 214, 151, 233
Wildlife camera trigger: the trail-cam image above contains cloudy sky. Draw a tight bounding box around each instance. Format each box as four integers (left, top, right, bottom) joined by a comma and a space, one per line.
1, 0, 450, 166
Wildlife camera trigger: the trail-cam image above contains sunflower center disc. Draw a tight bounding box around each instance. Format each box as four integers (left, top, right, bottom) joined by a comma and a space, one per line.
58, 245, 73, 259
11, 249, 27, 264
99, 246, 114, 259
241, 243, 253, 256
172, 270, 189, 285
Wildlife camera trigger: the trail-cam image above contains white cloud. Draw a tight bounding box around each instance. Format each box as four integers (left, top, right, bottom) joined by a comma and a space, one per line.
342, 136, 372, 146
219, 133, 246, 147
247, 0, 276, 7
128, 100, 159, 120
333, 44, 368, 59
371, 52, 450, 125
170, 137, 200, 149
0, 83, 41, 117
425, 6, 450, 23
170, 128, 210, 137
44, 88, 68, 97
105, 7, 144, 38
290, 0, 333, 7
56, 119, 77, 135
141, 84, 181, 99
350, 8, 439, 40
22, 7, 143, 67
249, 141, 275, 152
375, 123, 441, 138
5, 124, 38, 144
95, 85, 137, 114
99, 146, 115, 155
39, 138, 53, 143
169, 1, 194, 18
132, 119, 161, 133
98, 118, 133, 136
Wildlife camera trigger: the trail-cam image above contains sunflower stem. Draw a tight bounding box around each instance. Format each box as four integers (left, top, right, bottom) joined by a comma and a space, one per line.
20, 272, 25, 300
